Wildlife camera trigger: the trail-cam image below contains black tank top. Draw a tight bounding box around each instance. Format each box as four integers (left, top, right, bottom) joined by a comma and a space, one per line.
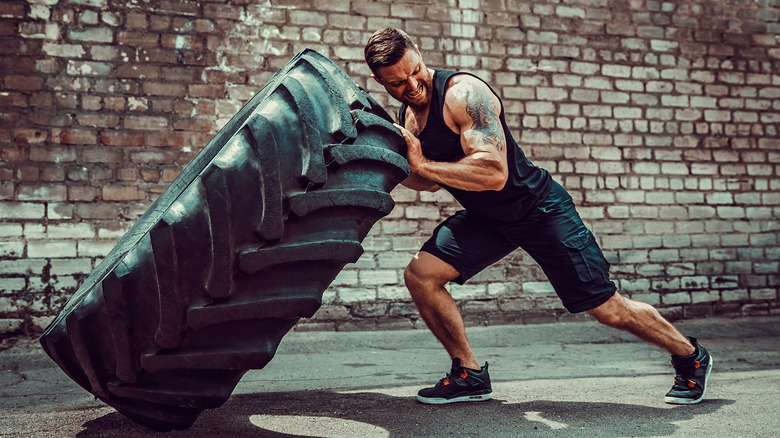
399, 69, 552, 222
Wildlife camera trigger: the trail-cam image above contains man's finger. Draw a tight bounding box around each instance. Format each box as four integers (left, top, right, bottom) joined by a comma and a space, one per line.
393, 123, 412, 140
393, 123, 411, 134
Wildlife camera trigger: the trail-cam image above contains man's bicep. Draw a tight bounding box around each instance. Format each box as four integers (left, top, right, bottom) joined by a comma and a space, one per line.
449, 81, 506, 156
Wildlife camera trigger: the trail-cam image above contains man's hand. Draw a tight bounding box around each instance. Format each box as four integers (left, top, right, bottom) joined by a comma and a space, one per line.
393, 123, 440, 192
394, 123, 425, 173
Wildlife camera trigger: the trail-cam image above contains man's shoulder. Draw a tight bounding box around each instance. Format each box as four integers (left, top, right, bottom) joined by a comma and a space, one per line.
442, 73, 499, 116
443, 73, 495, 105
444, 73, 489, 94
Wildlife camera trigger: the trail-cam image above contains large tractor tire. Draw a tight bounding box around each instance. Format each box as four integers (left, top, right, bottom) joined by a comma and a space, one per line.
39, 49, 409, 431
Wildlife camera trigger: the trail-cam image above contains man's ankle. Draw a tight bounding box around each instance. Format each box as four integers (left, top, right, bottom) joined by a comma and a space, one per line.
456, 357, 481, 371
672, 336, 698, 358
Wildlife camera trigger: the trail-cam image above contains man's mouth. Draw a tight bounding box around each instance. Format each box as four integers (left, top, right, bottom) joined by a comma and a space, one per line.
406, 85, 424, 100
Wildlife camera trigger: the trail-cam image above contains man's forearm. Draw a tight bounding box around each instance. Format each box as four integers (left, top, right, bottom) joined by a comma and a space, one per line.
401, 172, 441, 192
413, 152, 507, 192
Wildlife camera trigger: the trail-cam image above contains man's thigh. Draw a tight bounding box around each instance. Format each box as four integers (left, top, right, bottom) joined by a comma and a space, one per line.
420, 210, 518, 285
500, 182, 617, 313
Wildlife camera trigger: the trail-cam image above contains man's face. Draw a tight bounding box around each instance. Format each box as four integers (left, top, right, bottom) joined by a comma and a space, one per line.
372, 47, 432, 110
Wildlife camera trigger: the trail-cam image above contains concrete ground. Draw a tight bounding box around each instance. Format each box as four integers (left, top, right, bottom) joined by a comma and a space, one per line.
1, 316, 779, 437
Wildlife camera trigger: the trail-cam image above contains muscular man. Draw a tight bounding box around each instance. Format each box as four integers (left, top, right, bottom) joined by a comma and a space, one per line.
364, 28, 712, 405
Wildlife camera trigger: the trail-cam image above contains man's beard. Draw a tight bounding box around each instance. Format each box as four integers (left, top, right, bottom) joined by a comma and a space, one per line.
403, 79, 431, 110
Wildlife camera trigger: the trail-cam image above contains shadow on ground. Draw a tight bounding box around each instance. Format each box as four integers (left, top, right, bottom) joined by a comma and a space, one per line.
76, 389, 733, 438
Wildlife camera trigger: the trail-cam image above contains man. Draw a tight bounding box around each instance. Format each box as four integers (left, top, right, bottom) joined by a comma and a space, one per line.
364, 28, 712, 406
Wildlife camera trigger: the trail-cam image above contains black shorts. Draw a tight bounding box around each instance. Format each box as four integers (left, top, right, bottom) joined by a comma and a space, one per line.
420, 181, 617, 313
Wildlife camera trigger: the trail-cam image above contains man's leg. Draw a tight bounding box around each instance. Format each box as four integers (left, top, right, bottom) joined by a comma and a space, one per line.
586, 292, 695, 356
404, 251, 481, 370
406, 211, 515, 404
509, 181, 712, 403
405, 251, 494, 405
586, 292, 713, 404
508, 181, 695, 357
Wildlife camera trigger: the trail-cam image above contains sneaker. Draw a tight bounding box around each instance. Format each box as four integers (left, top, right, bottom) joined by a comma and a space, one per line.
664, 336, 713, 405
416, 358, 492, 404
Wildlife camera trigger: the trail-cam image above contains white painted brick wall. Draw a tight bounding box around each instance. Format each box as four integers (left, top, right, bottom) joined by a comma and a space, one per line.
2, 0, 778, 334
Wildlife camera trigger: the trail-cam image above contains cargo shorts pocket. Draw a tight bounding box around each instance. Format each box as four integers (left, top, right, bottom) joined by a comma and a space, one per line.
562, 229, 604, 282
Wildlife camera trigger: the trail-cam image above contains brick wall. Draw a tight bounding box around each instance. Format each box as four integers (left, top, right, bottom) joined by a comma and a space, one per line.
1, 0, 778, 335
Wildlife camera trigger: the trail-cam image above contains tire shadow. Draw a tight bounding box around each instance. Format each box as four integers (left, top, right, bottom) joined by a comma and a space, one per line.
76, 389, 733, 437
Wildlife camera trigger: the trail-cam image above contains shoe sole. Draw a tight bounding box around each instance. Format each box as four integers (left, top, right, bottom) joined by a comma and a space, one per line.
665, 356, 713, 405
417, 392, 493, 405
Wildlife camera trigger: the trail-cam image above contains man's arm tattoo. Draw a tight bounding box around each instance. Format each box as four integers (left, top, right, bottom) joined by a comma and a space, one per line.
464, 88, 505, 152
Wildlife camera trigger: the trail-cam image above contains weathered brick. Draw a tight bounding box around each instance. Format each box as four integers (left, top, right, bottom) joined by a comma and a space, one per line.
551, 74, 582, 87
102, 185, 145, 201
661, 95, 689, 107
650, 39, 678, 52
571, 89, 599, 102
526, 30, 558, 44
582, 104, 611, 118
675, 109, 702, 121
504, 87, 534, 99
4, 75, 43, 91
358, 270, 398, 286
601, 91, 630, 103
188, 84, 224, 99
405, 205, 441, 220
76, 114, 120, 128
584, 77, 611, 90
338, 287, 376, 304
556, 5, 585, 18
143, 82, 186, 97
12, 129, 47, 145
536, 87, 567, 101
66, 60, 113, 77
381, 220, 418, 235
521, 131, 551, 144
27, 240, 77, 258
690, 96, 716, 108
551, 131, 582, 144
68, 28, 113, 43
632, 66, 659, 80
117, 31, 159, 47
525, 101, 555, 114
47, 129, 96, 146
124, 116, 168, 131
17, 185, 67, 201
161, 34, 205, 51
637, 26, 664, 38
602, 64, 631, 78
571, 62, 600, 75
704, 110, 731, 122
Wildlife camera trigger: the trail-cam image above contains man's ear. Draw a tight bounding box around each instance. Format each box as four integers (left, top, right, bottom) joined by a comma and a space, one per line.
371, 73, 383, 85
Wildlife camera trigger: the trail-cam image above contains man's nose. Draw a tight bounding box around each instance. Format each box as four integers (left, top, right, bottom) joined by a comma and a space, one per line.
406, 77, 418, 89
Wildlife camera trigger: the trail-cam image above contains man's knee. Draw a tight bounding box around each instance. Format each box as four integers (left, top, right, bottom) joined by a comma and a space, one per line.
403, 252, 458, 294
404, 261, 438, 292
403, 261, 424, 289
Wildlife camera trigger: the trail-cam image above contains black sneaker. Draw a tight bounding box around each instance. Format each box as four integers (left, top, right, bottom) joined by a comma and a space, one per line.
416, 358, 492, 404
665, 337, 713, 405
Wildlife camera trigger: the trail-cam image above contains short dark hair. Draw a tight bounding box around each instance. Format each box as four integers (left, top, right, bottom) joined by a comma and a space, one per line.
364, 28, 416, 74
